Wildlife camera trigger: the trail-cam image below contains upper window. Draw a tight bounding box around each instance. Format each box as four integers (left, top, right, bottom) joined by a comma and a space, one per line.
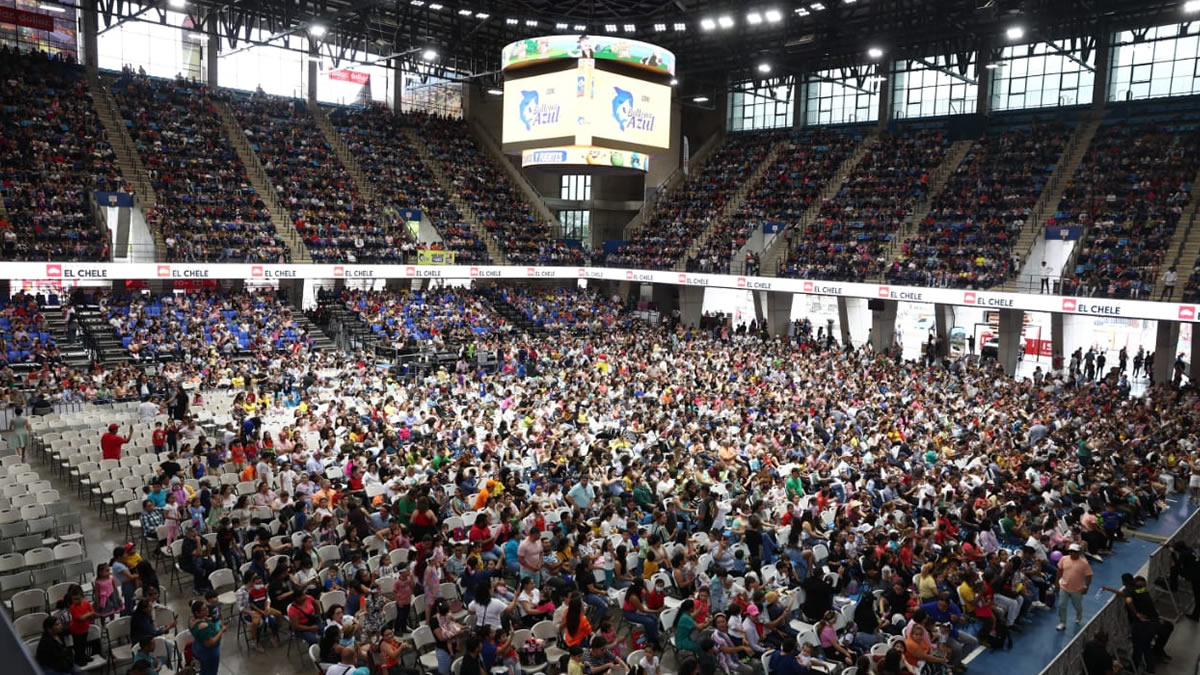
990, 40, 1096, 111
727, 81, 794, 131
1110, 23, 1200, 102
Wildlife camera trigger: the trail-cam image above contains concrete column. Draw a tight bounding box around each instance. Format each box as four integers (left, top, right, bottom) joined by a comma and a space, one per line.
876, 60, 892, 129
975, 46, 992, 119
934, 303, 952, 357
677, 286, 703, 329
1092, 29, 1111, 108
997, 309, 1024, 377
752, 291, 766, 326
766, 291, 794, 338
793, 72, 808, 129
81, 0, 98, 72
870, 299, 898, 352
393, 61, 403, 113
1154, 320, 1179, 385
277, 279, 303, 309
1051, 311, 1065, 371
837, 297, 852, 347
307, 40, 319, 103
206, 13, 219, 86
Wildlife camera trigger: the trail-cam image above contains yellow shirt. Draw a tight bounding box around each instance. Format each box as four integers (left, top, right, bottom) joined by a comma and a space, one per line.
918, 574, 938, 600
957, 581, 976, 613
643, 559, 659, 580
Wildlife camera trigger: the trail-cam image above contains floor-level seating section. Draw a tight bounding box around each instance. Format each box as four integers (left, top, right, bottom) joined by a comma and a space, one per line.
113, 72, 285, 263
100, 290, 310, 361
325, 105, 487, 263
779, 127, 950, 281
605, 131, 781, 270
1057, 105, 1200, 298
889, 116, 1071, 289
0, 292, 58, 366
342, 288, 507, 346
0, 49, 124, 261
690, 128, 863, 275
415, 115, 580, 265
225, 92, 377, 264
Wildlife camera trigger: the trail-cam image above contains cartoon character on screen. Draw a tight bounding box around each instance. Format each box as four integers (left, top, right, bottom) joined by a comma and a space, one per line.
519, 91, 540, 131
611, 87, 634, 131
576, 35, 594, 59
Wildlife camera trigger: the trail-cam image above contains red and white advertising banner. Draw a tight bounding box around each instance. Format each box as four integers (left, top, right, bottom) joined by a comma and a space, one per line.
327, 69, 370, 85
4, 262, 1197, 324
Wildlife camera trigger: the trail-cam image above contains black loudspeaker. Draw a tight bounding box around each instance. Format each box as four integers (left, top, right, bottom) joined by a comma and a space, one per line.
867, 298, 885, 311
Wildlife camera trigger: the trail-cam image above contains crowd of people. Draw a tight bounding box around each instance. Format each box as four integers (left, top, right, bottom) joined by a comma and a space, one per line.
416, 115, 581, 266
224, 91, 381, 265
13, 284, 1196, 675
1054, 121, 1199, 299
888, 120, 1069, 289
113, 71, 289, 263
0, 290, 59, 366
490, 286, 625, 333
779, 129, 949, 282
690, 130, 862, 275
325, 104, 488, 264
0, 47, 123, 261
99, 289, 314, 362
604, 133, 781, 271
341, 287, 509, 350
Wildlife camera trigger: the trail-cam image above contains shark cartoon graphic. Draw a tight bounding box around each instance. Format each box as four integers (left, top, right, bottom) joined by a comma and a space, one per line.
611, 87, 634, 131
518, 90, 540, 131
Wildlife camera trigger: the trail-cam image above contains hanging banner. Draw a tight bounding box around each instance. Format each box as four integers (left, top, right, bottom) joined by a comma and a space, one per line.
328, 69, 371, 85
0, 6, 54, 31
682, 135, 690, 176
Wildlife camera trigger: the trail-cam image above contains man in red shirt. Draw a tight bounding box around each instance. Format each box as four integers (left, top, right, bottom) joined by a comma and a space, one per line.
101, 423, 131, 460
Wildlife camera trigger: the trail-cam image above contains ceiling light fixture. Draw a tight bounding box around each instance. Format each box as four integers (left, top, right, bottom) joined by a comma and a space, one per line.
1006, 25, 1024, 40
700, 17, 716, 30
457, 8, 471, 15
867, 47, 883, 59
717, 15, 734, 28
1186, 0, 1200, 12
746, 11, 762, 24
167, 0, 186, 7
428, 3, 441, 8
605, 23, 618, 32
556, 22, 568, 29
669, 78, 678, 85
524, 19, 537, 26
653, 23, 666, 31
475, 12, 488, 19
487, 88, 503, 95
810, 2, 825, 10
673, 22, 686, 31
985, 62, 1001, 69
422, 48, 438, 60
308, 24, 326, 38
764, 9, 782, 22
409, 0, 424, 6
757, 63, 771, 73
693, 96, 709, 102
795, 8, 810, 16
623, 23, 635, 31
506, 17, 518, 25
573, 24, 587, 31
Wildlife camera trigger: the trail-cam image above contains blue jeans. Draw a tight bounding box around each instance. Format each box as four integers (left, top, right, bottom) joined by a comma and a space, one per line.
436, 647, 452, 675
584, 593, 608, 615
192, 639, 221, 675
623, 610, 659, 643
295, 629, 320, 645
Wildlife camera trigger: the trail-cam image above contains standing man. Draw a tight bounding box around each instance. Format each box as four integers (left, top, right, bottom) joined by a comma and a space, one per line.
1056, 543, 1093, 631
1040, 261, 1051, 293
101, 423, 131, 461
1162, 267, 1178, 300
517, 527, 543, 587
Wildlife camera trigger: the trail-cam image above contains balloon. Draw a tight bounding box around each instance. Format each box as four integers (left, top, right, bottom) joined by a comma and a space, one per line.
1050, 551, 1063, 563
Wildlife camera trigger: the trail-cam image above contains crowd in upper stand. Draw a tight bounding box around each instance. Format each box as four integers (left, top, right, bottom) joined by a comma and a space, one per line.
1056, 121, 1199, 298
100, 289, 311, 362
688, 130, 862, 275
492, 286, 625, 332
114, 71, 288, 263
415, 115, 583, 265
342, 288, 509, 350
325, 105, 485, 264
778, 129, 949, 282
224, 91, 379, 264
888, 120, 1070, 289
606, 133, 781, 271
0, 47, 123, 261
0, 291, 59, 367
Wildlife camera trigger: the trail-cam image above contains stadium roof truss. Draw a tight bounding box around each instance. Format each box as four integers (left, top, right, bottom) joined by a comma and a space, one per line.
74, 0, 1194, 90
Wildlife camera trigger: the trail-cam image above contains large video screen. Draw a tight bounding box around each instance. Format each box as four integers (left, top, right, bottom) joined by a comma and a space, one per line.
502, 68, 578, 146
587, 68, 671, 151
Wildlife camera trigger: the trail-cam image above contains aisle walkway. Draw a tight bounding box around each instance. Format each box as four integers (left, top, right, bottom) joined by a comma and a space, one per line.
964, 498, 1198, 675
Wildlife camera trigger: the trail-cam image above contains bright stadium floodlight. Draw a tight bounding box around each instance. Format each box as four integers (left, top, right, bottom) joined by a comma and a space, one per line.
427, 3, 441, 8
810, 2, 825, 10
1186, 0, 1200, 12
525, 19, 538, 26
717, 15, 734, 28
506, 18, 519, 25
605, 23, 618, 32
673, 22, 686, 31
654, 23, 667, 32
409, 0, 424, 6
457, 8, 471, 16
574, 24, 587, 31
670, 78, 678, 85
1006, 25, 1024, 40
867, 47, 883, 59
556, 22, 569, 29
475, 12, 489, 19
422, 48, 438, 60
764, 9, 782, 22
487, 88, 503, 95
758, 63, 771, 73
700, 18, 716, 30
747, 11, 762, 24
308, 24, 326, 38
693, 96, 709, 102
623, 24, 636, 32
795, 8, 810, 16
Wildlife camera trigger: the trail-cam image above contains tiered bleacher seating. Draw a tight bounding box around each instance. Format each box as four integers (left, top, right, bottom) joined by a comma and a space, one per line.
492, 286, 625, 332
889, 116, 1071, 289
692, 128, 863, 274
341, 288, 507, 346
416, 115, 581, 264
0, 293, 57, 366
0, 48, 124, 261
779, 127, 949, 281
325, 105, 488, 263
225, 92, 380, 265
1056, 106, 1200, 298
99, 290, 311, 361
605, 132, 781, 270
113, 72, 287, 262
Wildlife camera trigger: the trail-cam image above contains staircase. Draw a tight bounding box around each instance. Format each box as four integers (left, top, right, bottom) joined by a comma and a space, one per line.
75, 305, 131, 364
882, 138, 975, 268
296, 314, 336, 352
309, 106, 384, 213
401, 128, 508, 264
41, 307, 90, 369
87, 73, 163, 256
761, 132, 879, 277
673, 140, 788, 271
483, 290, 545, 335
469, 120, 563, 236
1158, 198, 1200, 301
998, 115, 1103, 291
213, 101, 311, 263
624, 132, 724, 241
